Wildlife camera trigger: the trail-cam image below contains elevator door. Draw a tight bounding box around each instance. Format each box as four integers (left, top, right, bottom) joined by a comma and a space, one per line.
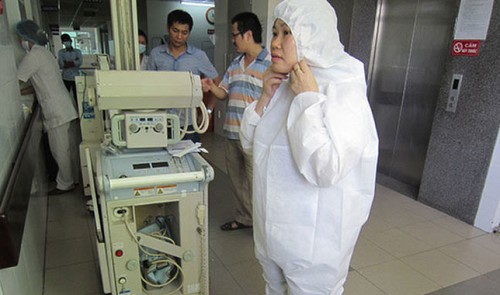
368, 0, 457, 196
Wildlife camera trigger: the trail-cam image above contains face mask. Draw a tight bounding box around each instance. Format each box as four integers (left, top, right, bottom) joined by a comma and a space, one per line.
21, 40, 31, 51
139, 44, 147, 54
63, 41, 72, 47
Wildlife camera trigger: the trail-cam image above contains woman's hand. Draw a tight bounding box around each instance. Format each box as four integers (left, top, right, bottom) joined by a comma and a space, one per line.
256, 69, 287, 116
290, 60, 318, 95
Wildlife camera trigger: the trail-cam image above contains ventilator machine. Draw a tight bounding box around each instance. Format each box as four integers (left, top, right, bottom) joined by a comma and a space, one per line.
75, 2, 213, 294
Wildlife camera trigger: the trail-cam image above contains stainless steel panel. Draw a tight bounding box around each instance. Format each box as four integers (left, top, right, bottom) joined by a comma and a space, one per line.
369, 0, 456, 194
391, 0, 456, 187
369, 0, 419, 177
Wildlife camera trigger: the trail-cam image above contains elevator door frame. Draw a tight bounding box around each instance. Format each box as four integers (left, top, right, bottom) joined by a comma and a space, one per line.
367, 0, 457, 197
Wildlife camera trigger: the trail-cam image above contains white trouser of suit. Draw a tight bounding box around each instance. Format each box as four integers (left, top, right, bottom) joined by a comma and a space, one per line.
47, 119, 77, 190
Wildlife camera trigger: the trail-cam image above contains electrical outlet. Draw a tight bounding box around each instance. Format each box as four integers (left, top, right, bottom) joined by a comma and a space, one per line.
113, 207, 129, 218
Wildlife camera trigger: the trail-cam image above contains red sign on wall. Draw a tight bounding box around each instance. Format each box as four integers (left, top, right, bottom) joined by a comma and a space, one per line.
452, 40, 481, 57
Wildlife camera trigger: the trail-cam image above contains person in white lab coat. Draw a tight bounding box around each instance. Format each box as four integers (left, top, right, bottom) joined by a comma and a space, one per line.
239, 0, 379, 294
16, 20, 79, 195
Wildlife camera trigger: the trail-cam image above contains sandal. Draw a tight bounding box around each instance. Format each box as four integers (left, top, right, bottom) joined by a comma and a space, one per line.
220, 220, 252, 231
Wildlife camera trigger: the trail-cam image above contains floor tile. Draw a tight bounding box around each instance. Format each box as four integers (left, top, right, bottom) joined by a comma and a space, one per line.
44, 261, 102, 295
209, 250, 245, 295
46, 213, 90, 242
401, 250, 480, 287
431, 216, 486, 239
360, 215, 396, 240
45, 236, 94, 269
399, 221, 465, 247
209, 230, 255, 266
370, 205, 427, 228
485, 268, 500, 284
359, 260, 440, 295
344, 271, 386, 295
365, 228, 434, 258
226, 258, 266, 295
47, 190, 87, 222
350, 237, 395, 270
439, 239, 500, 274
401, 201, 448, 221
468, 233, 500, 255
425, 274, 500, 295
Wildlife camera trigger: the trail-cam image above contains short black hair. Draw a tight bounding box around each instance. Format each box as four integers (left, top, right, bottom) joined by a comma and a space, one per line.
232, 12, 263, 44
61, 33, 71, 42
167, 10, 193, 31
138, 29, 147, 40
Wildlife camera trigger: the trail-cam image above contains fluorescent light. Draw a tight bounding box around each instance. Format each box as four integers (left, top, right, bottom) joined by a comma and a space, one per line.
181, 0, 214, 7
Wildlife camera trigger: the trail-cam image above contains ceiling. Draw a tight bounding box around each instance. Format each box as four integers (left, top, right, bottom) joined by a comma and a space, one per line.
40, 0, 212, 32
41, 0, 112, 30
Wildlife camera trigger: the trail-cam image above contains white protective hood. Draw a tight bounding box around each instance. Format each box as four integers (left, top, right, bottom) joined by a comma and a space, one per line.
239, 0, 379, 293
274, 0, 345, 68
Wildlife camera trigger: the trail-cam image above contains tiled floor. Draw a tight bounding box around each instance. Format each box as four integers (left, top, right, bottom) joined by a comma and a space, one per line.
43, 132, 500, 295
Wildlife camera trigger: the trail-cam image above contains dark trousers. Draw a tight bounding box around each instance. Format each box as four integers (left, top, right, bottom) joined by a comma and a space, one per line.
183, 125, 201, 143
63, 80, 77, 104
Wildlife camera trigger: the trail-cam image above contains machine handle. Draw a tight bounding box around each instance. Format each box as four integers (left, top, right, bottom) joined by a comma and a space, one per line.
166, 113, 181, 144
85, 148, 104, 242
108, 171, 205, 190
111, 114, 127, 146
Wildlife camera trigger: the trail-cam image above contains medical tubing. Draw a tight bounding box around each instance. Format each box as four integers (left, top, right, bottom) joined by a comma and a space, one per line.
179, 102, 210, 138
121, 216, 185, 293
191, 102, 210, 134
180, 108, 189, 138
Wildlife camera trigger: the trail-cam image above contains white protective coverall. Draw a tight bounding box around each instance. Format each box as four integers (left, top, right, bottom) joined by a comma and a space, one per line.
18, 45, 79, 190
239, 0, 379, 294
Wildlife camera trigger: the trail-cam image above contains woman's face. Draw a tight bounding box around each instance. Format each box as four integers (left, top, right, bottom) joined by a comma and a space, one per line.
270, 18, 298, 74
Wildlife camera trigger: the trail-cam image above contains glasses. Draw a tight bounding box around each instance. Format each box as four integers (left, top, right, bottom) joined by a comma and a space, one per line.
231, 32, 242, 38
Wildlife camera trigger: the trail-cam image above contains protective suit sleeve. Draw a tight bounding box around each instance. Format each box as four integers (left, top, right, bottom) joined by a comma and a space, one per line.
287, 79, 372, 187
239, 100, 260, 156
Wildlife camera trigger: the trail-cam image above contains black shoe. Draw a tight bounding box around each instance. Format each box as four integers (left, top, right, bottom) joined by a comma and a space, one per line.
48, 187, 74, 195
220, 220, 252, 231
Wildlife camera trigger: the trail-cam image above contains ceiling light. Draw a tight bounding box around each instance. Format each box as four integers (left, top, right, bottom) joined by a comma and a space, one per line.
181, 0, 214, 7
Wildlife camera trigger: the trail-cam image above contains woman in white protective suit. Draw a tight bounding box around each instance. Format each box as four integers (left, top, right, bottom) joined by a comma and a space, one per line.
239, 0, 379, 294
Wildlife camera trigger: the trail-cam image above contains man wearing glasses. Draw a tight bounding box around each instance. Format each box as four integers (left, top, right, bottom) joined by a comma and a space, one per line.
202, 12, 271, 231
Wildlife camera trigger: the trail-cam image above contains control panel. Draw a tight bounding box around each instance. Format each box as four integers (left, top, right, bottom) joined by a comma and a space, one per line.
446, 74, 463, 113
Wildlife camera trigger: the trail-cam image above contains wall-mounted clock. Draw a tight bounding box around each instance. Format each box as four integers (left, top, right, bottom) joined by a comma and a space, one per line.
206, 7, 215, 25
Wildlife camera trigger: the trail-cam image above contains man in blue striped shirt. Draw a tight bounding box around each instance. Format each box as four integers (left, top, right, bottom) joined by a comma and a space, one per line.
202, 12, 271, 231
148, 9, 219, 143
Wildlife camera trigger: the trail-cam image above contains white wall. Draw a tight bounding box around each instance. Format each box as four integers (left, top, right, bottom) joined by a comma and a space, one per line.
0, 0, 29, 196
252, 0, 282, 49
0, 1, 47, 295
475, 127, 500, 232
